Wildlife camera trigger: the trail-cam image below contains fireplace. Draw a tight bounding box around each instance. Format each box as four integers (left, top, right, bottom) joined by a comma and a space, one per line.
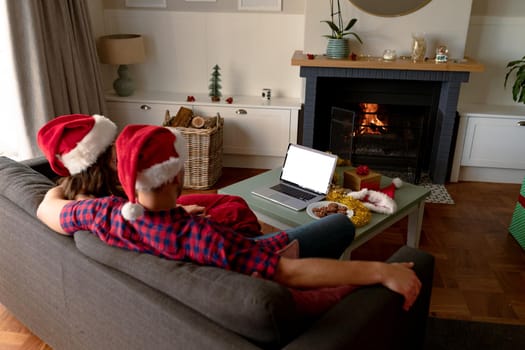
292, 51, 484, 184
324, 78, 440, 183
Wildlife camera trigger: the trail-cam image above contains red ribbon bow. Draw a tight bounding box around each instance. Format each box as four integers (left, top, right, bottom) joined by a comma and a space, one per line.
356, 165, 370, 176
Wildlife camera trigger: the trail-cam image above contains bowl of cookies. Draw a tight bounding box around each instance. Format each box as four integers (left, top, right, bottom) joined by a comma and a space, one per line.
306, 201, 354, 220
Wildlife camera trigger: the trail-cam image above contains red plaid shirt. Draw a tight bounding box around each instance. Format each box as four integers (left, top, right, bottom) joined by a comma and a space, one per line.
60, 196, 288, 279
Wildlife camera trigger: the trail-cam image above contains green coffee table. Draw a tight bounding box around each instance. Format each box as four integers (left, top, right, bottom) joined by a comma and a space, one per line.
219, 167, 430, 258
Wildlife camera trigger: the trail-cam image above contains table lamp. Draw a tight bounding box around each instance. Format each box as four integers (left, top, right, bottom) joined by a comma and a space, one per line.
97, 34, 145, 97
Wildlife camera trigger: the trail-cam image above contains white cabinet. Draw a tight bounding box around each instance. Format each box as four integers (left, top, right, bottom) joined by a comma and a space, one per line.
461, 117, 525, 168
451, 104, 525, 183
105, 101, 186, 126
193, 105, 291, 157
105, 91, 301, 169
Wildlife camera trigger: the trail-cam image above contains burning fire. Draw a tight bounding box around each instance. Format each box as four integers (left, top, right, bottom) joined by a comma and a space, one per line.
359, 103, 387, 135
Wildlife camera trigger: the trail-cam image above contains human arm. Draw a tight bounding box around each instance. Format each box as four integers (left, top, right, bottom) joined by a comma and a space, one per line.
74, 193, 95, 200
178, 204, 208, 217
36, 186, 74, 235
273, 257, 421, 311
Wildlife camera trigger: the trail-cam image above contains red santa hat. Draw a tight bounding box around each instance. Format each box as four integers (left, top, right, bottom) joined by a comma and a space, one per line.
37, 114, 117, 176
348, 178, 403, 214
116, 124, 188, 221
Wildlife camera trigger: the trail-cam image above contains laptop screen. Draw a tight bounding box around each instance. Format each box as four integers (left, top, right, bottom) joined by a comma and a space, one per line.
280, 144, 337, 194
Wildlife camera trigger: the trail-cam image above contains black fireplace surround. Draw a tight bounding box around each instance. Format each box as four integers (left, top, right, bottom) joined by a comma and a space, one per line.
299, 66, 472, 184
324, 78, 440, 183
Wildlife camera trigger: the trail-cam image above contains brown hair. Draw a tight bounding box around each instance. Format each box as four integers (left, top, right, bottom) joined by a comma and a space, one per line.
58, 146, 125, 200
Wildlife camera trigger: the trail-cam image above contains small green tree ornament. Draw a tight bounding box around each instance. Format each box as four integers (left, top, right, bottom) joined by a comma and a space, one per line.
209, 64, 222, 102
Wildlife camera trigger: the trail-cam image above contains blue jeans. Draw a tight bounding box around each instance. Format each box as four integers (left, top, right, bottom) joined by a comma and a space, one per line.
256, 213, 355, 258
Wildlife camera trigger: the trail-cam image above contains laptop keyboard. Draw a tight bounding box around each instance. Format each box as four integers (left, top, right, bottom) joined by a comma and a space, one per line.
271, 184, 316, 201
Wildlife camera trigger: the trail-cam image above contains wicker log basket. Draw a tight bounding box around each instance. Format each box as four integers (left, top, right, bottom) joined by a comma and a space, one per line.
163, 108, 224, 189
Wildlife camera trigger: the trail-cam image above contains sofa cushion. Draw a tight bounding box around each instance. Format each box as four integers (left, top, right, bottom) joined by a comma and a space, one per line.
74, 231, 307, 346
0, 156, 54, 216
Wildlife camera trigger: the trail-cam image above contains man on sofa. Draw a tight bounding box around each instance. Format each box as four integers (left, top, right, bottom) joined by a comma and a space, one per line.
37, 113, 265, 236
37, 124, 423, 312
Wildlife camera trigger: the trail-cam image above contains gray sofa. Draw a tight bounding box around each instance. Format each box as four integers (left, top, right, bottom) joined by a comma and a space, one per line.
0, 156, 435, 350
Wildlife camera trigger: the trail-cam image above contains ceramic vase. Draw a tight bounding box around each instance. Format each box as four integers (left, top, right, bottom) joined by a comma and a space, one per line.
113, 65, 135, 97
326, 38, 350, 59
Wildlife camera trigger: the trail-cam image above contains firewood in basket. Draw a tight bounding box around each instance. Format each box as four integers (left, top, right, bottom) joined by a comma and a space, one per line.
169, 107, 193, 127
162, 109, 171, 126
191, 116, 205, 128
203, 117, 217, 129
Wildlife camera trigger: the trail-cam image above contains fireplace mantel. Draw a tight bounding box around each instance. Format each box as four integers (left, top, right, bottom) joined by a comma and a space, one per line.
291, 50, 485, 184
291, 50, 484, 73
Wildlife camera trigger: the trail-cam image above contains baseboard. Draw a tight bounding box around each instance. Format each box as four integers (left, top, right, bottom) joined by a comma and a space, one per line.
223, 154, 283, 169
457, 166, 525, 184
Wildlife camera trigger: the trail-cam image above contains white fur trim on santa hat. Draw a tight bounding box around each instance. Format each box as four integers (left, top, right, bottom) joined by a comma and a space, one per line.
392, 177, 403, 188
136, 156, 185, 191
59, 114, 117, 175
121, 202, 145, 221
135, 127, 188, 191
362, 190, 398, 214
347, 188, 369, 201
166, 127, 188, 162
347, 188, 398, 214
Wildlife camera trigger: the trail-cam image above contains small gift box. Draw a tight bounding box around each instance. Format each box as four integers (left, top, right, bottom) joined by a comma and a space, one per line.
343, 166, 381, 191
509, 176, 525, 251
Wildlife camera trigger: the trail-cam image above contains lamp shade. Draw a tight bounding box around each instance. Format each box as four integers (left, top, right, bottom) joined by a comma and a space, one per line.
97, 34, 145, 65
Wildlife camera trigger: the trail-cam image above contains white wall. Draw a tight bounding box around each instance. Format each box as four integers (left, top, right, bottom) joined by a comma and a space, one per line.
101, 9, 304, 98
304, 0, 472, 60
91, 0, 525, 107
460, 15, 525, 106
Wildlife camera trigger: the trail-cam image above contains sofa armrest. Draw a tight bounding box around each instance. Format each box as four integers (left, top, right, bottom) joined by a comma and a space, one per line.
0, 156, 54, 216
283, 246, 434, 350
21, 156, 57, 180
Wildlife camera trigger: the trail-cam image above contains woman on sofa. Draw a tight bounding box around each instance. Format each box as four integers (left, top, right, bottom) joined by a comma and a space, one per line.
37, 113, 124, 200
37, 123, 423, 312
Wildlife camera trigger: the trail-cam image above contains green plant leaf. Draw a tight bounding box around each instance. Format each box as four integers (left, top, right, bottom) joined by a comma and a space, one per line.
321, 20, 342, 36
506, 60, 523, 68
503, 57, 525, 104
344, 18, 358, 31
512, 65, 525, 84
342, 32, 363, 44
504, 66, 518, 87
518, 89, 525, 103
322, 3, 362, 43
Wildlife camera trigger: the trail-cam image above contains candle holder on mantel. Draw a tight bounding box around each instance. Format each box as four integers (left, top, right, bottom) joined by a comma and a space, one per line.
411, 32, 426, 62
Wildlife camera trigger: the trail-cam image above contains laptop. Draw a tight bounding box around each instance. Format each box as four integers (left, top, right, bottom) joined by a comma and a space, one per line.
251, 144, 338, 211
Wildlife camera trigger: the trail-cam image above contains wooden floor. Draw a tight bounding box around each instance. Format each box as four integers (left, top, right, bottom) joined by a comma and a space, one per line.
1, 168, 524, 349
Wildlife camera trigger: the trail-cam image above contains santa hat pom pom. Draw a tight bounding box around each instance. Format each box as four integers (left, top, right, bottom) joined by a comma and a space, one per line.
121, 202, 145, 221
392, 177, 403, 188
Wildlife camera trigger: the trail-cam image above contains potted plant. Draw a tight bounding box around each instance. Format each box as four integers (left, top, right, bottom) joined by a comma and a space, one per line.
321, 0, 363, 59
504, 56, 525, 103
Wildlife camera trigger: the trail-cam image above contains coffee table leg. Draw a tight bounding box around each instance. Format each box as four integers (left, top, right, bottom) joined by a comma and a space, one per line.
407, 200, 425, 247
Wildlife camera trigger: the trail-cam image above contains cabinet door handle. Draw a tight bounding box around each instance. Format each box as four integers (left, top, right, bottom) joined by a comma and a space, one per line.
235, 109, 247, 115
518, 121, 525, 126
140, 104, 152, 111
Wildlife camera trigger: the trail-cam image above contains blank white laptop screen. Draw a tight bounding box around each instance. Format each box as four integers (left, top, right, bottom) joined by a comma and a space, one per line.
280, 144, 336, 194
251, 144, 338, 211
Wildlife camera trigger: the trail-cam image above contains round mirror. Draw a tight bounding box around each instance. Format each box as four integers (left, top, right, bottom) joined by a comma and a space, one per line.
349, 0, 431, 17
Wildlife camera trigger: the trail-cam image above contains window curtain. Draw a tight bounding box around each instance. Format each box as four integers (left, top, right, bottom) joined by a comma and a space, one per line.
5, 0, 106, 159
